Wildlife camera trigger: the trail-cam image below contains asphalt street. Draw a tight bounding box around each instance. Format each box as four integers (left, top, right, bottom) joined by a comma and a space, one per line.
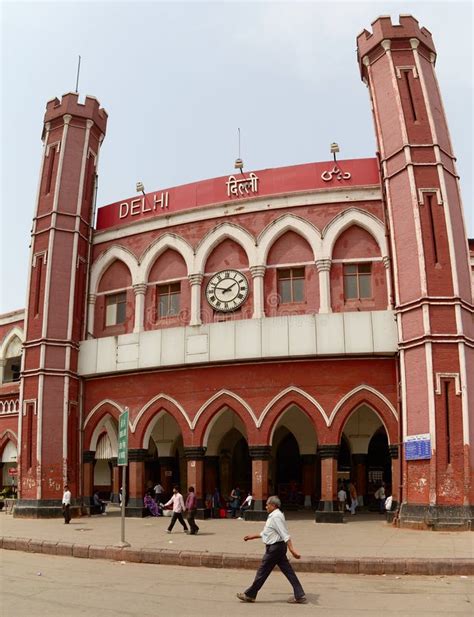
2, 550, 473, 617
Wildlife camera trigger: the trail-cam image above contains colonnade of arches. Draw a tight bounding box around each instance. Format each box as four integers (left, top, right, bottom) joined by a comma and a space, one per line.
82, 386, 399, 514
87, 209, 392, 336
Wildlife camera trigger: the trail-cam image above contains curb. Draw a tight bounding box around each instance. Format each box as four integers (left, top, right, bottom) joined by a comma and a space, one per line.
1, 536, 473, 575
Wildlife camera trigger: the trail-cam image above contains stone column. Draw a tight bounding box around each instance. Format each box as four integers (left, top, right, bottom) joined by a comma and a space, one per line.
87, 294, 96, 338
188, 273, 203, 326
82, 450, 95, 506
382, 256, 392, 309
316, 259, 332, 313
126, 448, 147, 517
248, 446, 271, 520
250, 265, 266, 319
352, 453, 367, 505
389, 444, 400, 512
316, 445, 343, 523
184, 446, 207, 518
301, 454, 317, 508
110, 457, 119, 503
133, 284, 147, 333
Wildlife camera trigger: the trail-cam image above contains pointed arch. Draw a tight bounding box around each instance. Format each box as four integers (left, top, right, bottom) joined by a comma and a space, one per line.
83, 398, 124, 429
0, 327, 24, 359
0, 429, 18, 458
89, 245, 139, 294
269, 409, 318, 455
329, 385, 398, 444
258, 387, 328, 444
194, 223, 256, 273
192, 390, 257, 445
256, 214, 322, 265
83, 400, 123, 452
322, 208, 387, 259
89, 414, 119, 454
139, 233, 194, 283
133, 394, 191, 448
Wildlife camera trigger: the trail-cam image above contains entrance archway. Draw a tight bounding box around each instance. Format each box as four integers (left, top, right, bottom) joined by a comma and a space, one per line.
275, 430, 302, 506
144, 411, 184, 499
339, 404, 391, 509
94, 433, 114, 498
1, 440, 17, 492
203, 407, 250, 503
367, 428, 391, 508
270, 404, 318, 508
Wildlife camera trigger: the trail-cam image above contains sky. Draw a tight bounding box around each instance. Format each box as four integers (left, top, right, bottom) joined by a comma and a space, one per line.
1, 0, 472, 314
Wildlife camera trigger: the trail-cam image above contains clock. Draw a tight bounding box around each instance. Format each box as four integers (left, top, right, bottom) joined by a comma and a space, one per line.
205, 269, 249, 312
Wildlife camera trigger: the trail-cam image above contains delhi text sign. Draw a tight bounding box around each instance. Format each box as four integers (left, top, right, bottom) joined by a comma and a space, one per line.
118, 409, 129, 466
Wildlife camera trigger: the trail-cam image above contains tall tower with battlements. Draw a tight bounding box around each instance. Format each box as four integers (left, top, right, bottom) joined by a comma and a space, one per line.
357, 16, 473, 527
16, 94, 107, 516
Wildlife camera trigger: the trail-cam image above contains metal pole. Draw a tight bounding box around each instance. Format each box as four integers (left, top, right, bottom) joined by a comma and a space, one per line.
75, 55, 81, 93
120, 465, 130, 546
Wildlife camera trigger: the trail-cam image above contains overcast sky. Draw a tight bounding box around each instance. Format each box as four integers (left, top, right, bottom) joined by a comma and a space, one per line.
1, 0, 472, 314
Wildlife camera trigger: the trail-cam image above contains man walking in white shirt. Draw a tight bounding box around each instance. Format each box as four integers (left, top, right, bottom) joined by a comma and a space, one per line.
62, 484, 72, 524
237, 495, 307, 604
164, 485, 189, 533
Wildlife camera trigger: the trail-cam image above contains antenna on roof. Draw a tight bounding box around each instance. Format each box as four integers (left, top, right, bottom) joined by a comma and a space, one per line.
75, 55, 81, 93
234, 127, 244, 174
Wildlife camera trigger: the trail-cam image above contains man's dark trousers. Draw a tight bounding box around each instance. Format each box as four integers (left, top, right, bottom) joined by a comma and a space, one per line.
63, 505, 71, 524
187, 509, 199, 534
245, 541, 305, 599
167, 512, 188, 532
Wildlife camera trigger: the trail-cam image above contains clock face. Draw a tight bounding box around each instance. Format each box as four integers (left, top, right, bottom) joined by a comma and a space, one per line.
205, 269, 249, 312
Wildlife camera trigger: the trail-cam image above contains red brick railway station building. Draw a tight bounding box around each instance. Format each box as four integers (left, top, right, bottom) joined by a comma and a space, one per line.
1, 15, 473, 528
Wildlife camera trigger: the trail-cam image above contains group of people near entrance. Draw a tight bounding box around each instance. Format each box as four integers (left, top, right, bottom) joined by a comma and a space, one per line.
142, 484, 200, 535
337, 480, 390, 514
337, 481, 359, 515
144, 483, 254, 524
204, 486, 253, 519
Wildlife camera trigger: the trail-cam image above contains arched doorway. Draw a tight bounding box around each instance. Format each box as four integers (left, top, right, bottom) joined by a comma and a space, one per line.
144, 411, 184, 500
1, 440, 17, 493
337, 433, 352, 485
203, 407, 250, 504
367, 428, 391, 509
232, 435, 251, 491
340, 404, 391, 510
275, 430, 302, 506
217, 427, 251, 500
94, 433, 113, 499
270, 404, 318, 508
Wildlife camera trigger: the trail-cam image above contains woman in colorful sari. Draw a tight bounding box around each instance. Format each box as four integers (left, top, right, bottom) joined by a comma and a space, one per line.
144, 491, 162, 516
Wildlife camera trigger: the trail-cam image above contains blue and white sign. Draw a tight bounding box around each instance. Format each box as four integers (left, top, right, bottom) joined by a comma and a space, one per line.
405, 433, 431, 461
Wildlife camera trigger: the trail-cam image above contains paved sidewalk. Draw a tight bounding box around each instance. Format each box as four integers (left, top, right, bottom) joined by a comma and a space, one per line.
1, 508, 473, 575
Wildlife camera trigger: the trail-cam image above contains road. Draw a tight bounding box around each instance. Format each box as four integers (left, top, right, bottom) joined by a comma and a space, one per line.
1, 551, 473, 616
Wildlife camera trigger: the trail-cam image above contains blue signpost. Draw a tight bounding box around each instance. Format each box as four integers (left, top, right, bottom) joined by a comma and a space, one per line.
118, 408, 130, 546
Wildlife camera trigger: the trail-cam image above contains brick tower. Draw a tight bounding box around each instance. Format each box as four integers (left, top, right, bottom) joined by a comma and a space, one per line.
357, 16, 473, 527
16, 94, 107, 516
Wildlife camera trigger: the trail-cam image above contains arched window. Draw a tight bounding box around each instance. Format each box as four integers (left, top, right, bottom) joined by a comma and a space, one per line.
3, 337, 22, 383
330, 225, 387, 312
94, 260, 133, 336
